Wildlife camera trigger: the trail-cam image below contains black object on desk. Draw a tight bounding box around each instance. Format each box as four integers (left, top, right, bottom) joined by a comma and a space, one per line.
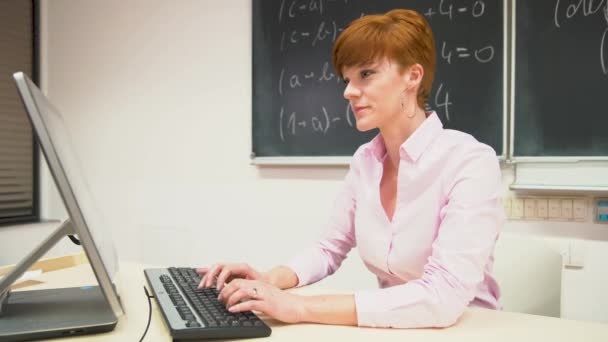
144, 267, 271, 340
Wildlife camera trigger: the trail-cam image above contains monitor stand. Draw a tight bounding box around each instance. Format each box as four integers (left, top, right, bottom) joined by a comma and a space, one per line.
0, 220, 117, 341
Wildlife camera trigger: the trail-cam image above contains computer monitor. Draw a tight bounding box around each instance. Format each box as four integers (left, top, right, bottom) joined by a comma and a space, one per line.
0, 72, 124, 340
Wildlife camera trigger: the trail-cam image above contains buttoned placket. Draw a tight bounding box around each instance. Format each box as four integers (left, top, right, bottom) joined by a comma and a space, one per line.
387, 150, 418, 276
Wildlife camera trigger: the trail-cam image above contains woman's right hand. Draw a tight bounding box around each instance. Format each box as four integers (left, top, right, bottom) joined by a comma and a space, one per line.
196, 263, 268, 291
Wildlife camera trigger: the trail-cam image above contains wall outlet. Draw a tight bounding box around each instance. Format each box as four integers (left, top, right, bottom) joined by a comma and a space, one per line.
561, 199, 573, 220
573, 199, 586, 221
536, 199, 548, 219
506, 196, 587, 222
512, 198, 524, 219
548, 199, 562, 220
502, 198, 512, 218
524, 199, 536, 219
594, 198, 608, 224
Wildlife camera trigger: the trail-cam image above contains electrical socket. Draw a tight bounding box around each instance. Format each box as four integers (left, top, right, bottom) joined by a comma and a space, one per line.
512, 198, 524, 219
548, 199, 562, 220
502, 198, 512, 218
536, 199, 548, 219
524, 199, 536, 219
573, 199, 586, 221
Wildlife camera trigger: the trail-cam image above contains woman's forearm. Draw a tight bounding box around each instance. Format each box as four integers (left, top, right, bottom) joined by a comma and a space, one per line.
263, 267, 358, 325
300, 294, 357, 325
264, 266, 357, 326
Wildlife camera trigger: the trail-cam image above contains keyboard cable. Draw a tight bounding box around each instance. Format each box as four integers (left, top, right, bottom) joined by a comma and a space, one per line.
139, 286, 154, 342
67, 234, 81, 245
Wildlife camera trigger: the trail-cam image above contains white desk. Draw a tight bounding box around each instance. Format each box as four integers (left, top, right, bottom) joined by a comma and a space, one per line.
16, 262, 608, 342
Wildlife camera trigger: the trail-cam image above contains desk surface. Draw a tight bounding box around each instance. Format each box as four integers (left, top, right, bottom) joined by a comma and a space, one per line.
17, 262, 608, 342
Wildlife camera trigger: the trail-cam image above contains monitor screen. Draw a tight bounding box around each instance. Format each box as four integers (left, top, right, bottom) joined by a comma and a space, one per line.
13, 72, 123, 316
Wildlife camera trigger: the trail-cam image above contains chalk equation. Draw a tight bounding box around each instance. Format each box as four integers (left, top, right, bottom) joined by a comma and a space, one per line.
278, 62, 341, 95
278, 0, 350, 23
279, 104, 355, 142
554, 0, 608, 75
280, 20, 344, 50
441, 41, 495, 64
553, 0, 608, 27
424, 0, 487, 21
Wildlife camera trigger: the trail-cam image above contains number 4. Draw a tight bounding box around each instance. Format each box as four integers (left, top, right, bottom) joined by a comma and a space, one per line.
435, 83, 453, 121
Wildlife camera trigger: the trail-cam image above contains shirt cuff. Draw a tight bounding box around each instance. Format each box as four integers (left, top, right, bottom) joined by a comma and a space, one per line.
285, 247, 328, 287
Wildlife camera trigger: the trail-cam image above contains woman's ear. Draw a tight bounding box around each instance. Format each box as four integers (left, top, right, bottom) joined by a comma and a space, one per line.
406, 63, 424, 90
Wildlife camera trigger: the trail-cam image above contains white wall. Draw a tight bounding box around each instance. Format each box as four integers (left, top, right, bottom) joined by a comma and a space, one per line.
2, 0, 607, 323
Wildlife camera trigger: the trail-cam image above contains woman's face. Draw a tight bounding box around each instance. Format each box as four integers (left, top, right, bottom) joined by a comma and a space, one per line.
342, 58, 409, 132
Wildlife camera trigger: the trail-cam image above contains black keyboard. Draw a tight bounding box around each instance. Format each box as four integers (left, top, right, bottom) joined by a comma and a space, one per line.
144, 267, 271, 340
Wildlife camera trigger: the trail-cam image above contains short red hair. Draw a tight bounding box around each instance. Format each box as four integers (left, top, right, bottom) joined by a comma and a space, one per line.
333, 9, 436, 107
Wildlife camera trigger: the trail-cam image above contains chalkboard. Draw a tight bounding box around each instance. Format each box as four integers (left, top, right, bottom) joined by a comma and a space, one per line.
252, 0, 505, 158
514, 0, 608, 157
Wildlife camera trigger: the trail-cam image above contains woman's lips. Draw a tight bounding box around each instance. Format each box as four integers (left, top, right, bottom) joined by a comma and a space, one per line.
353, 105, 368, 115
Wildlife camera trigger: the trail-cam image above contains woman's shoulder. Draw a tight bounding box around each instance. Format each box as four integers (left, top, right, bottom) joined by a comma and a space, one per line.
345, 135, 383, 177
435, 130, 502, 196
352, 134, 382, 160
438, 129, 497, 158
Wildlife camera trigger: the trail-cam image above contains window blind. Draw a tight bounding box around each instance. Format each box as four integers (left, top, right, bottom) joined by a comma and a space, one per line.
0, 0, 37, 224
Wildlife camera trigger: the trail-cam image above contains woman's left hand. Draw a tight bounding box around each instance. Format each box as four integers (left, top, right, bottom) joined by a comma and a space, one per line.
218, 279, 306, 324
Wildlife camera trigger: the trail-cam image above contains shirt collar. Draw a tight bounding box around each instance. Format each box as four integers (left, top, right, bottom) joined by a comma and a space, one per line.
400, 111, 443, 162
364, 111, 443, 163
366, 134, 387, 162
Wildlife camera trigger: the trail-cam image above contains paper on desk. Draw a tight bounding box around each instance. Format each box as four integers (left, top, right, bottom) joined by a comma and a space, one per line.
0, 269, 43, 287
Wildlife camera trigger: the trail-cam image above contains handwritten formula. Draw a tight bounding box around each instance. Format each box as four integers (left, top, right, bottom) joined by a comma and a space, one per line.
253, 0, 505, 156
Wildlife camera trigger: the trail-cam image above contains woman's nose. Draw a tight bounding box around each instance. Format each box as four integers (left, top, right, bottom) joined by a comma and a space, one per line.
343, 82, 360, 100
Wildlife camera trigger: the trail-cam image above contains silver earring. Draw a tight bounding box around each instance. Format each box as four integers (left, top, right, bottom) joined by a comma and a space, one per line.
407, 98, 416, 118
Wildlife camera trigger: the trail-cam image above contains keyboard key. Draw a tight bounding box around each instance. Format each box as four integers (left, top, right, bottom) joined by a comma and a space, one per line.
186, 321, 201, 328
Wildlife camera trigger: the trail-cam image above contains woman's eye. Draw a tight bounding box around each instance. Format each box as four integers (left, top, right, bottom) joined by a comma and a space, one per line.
342, 78, 350, 85
361, 70, 373, 78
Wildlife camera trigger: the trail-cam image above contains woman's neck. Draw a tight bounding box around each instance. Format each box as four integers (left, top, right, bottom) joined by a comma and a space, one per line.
380, 107, 426, 171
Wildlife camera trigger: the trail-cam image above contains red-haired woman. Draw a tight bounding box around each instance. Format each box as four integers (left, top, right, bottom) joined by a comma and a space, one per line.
199, 9, 504, 329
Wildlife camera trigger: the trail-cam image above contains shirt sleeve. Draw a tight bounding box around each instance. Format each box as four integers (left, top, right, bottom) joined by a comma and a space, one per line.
285, 165, 359, 287
354, 146, 505, 328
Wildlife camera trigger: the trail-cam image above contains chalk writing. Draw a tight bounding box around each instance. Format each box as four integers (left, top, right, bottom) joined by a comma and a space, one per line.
279, 105, 353, 142
441, 41, 495, 64
554, 0, 608, 75
253, 0, 504, 155
424, 0, 487, 20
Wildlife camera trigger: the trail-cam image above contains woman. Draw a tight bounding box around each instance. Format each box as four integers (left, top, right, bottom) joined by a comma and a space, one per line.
198, 9, 504, 329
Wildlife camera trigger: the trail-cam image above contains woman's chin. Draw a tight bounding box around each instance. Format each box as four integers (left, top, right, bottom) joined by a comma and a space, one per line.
355, 119, 376, 132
